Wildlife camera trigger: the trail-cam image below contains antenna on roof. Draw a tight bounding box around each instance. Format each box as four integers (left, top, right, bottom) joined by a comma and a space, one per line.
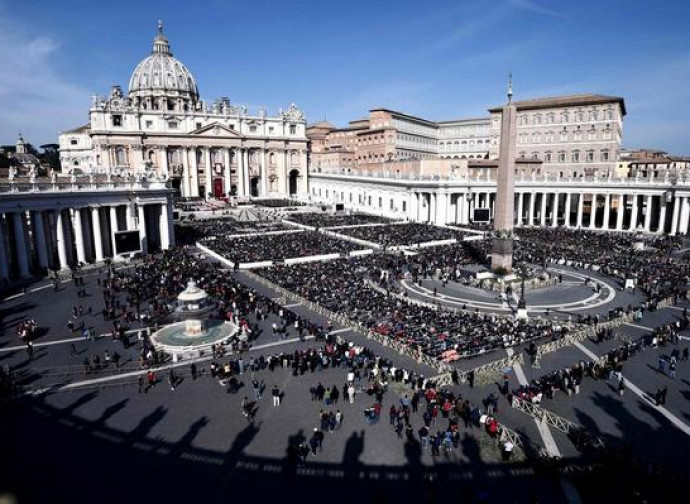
507, 72, 513, 103
158, 20, 164, 33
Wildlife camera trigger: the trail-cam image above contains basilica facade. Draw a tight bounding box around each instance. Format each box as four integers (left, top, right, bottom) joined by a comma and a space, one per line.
59, 23, 309, 199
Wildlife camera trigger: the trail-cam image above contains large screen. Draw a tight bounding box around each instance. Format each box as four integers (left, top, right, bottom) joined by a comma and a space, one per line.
114, 230, 141, 255
473, 208, 490, 223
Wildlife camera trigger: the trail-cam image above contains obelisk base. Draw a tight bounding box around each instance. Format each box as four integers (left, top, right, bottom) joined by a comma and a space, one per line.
491, 237, 513, 273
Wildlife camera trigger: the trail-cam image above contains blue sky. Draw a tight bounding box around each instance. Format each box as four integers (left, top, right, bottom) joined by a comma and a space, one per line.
0, 0, 688, 153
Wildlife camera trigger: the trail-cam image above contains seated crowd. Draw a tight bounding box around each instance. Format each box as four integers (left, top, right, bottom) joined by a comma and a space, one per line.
259, 256, 567, 361
335, 223, 466, 248
202, 231, 361, 264
512, 228, 688, 303
253, 198, 306, 208
175, 218, 294, 244
286, 212, 392, 228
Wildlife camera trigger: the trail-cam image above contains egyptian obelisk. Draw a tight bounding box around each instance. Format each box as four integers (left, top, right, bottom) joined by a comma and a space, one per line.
491, 75, 517, 273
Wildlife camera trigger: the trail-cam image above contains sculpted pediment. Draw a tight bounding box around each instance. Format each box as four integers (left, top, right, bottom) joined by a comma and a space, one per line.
190, 122, 244, 138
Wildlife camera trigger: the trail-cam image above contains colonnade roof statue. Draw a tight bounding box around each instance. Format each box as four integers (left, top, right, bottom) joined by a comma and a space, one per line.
491, 73, 518, 273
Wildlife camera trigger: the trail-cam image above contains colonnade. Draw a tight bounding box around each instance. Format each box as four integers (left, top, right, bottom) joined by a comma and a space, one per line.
407, 189, 679, 234
0, 201, 174, 281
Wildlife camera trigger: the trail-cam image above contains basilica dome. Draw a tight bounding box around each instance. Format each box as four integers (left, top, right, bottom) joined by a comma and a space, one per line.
128, 22, 199, 102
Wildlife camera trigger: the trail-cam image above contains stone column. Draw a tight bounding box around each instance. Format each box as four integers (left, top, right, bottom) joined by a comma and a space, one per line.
125, 203, 135, 230
602, 194, 611, 230
630, 195, 639, 231
576, 193, 584, 228
516, 192, 524, 226
91, 207, 104, 262
680, 197, 690, 235
261, 149, 268, 196
670, 194, 680, 235
551, 193, 559, 227
243, 149, 250, 196
204, 148, 212, 199
429, 193, 437, 224
657, 196, 667, 234
409, 192, 418, 221
56, 209, 69, 269
527, 192, 535, 226
589, 193, 597, 229
160, 147, 169, 177
72, 208, 86, 265
564, 193, 572, 227
181, 147, 191, 197
138, 204, 148, 254
644, 195, 653, 232
189, 147, 200, 198
223, 149, 232, 197
109, 206, 121, 260
435, 192, 448, 225
236, 148, 246, 197
159, 202, 171, 250
0, 217, 9, 280
12, 212, 29, 277
616, 194, 625, 231
540, 193, 547, 226
33, 210, 49, 269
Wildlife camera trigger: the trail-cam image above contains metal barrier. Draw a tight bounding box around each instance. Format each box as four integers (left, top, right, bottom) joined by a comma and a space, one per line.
432, 352, 525, 387
512, 397, 606, 449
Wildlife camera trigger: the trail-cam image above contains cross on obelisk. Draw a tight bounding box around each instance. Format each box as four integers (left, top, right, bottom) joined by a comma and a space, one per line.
491, 74, 517, 273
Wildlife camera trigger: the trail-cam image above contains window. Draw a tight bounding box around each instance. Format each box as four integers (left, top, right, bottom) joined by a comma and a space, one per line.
168, 121, 178, 130
572, 150, 580, 162
112, 115, 122, 127
606, 110, 614, 120
229, 124, 235, 130
547, 113, 555, 124
145, 120, 153, 129
546, 131, 554, 142
195, 122, 202, 129
601, 150, 610, 162
115, 147, 127, 166
402, 201, 407, 212
603, 128, 612, 140
576, 112, 584, 122
590, 110, 598, 121
289, 124, 297, 135
70, 139, 78, 145
520, 115, 528, 125
560, 130, 568, 142
558, 151, 566, 163
545, 152, 552, 162
269, 126, 274, 133
586, 150, 594, 162
561, 112, 569, 123
574, 129, 583, 141
249, 125, 257, 133
588, 129, 596, 141
390, 199, 394, 210
368, 196, 372, 206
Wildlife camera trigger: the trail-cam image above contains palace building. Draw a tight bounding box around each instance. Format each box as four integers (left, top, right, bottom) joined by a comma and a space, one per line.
59, 22, 309, 199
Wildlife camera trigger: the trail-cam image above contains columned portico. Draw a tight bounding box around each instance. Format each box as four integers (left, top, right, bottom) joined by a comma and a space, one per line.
616, 194, 625, 231
602, 194, 611, 230
12, 212, 30, 277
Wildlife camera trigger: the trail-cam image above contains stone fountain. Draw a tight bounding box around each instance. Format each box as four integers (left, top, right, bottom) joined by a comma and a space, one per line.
150, 280, 238, 360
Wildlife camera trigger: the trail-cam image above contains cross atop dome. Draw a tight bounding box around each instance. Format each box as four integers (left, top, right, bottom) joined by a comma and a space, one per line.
152, 19, 171, 55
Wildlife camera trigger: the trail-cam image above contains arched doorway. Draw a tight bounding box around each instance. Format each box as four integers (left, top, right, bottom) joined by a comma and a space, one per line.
289, 169, 299, 195
250, 177, 260, 197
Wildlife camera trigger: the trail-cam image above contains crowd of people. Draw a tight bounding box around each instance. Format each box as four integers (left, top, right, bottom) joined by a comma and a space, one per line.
512, 228, 688, 303
259, 255, 567, 360
201, 231, 361, 264
175, 218, 293, 244
335, 223, 466, 248
286, 213, 392, 228
253, 199, 306, 208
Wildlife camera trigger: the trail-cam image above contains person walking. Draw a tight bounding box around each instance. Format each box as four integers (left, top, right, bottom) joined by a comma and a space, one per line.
146, 369, 155, 392
272, 385, 281, 406
168, 368, 176, 391
348, 384, 355, 404
26, 342, 34, 361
